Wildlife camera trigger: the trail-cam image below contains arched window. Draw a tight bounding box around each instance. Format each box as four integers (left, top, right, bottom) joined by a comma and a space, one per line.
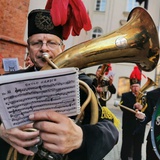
95, 0, 107, 12
92, 27, 102, 38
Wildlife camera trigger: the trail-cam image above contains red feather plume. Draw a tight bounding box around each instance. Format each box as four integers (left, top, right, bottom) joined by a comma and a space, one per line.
45, 0, 92, 40
130, 66, 142, 81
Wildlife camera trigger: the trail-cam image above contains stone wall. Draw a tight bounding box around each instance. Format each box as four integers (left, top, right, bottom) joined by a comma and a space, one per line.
0, 0, 30, 74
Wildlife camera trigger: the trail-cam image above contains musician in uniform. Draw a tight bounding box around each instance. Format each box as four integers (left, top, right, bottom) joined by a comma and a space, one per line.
120, 66, 147, 160
132, 87, 160, 160
93, 64, 116, 106
145, 88, 160, 160
0, 1, 119, 160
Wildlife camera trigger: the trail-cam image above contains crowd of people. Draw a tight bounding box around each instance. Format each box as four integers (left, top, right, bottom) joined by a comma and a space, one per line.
0, 0, 160, 160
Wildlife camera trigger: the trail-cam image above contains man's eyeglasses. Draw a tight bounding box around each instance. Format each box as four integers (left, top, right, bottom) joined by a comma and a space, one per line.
29, 41, 62, 49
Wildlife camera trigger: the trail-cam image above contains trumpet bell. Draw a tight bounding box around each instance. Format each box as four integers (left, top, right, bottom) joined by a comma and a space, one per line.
42, 7, 159, 72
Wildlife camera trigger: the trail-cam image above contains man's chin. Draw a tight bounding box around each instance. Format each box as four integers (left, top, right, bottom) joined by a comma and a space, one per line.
135, 93, 139, 96
35, 62, 47, 70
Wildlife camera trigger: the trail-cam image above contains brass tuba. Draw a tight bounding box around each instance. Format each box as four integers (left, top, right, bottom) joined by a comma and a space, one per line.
42, 7, 159, 72
7, 7, 160, 160
41, 6, 160, 119
41, 7, 160, 160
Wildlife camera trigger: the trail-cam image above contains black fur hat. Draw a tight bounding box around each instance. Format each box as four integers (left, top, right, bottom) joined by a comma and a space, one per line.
28, 9, 63, 39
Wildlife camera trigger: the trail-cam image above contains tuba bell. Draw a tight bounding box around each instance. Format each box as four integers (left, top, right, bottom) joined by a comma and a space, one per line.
42, 7, 159, 72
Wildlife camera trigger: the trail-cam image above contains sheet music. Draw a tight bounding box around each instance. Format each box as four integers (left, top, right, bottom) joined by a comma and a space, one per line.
0, 68, 80, 129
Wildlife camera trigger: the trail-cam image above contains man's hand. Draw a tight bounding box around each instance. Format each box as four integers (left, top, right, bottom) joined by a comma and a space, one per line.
108, 75, 113, 85
29, 110, 83, 154
96, 85, 103, 93
134, 102, 143, 110
135, 109, 146, 120
0, 123, 39, 156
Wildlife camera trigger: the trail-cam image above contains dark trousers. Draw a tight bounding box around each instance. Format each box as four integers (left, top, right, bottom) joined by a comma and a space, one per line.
121, 133, 142, 160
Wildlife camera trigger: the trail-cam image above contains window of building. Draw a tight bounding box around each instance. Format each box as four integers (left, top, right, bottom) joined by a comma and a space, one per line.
126, 0, 139, 12
92, 27, 103, 38
95, 0, 106, 12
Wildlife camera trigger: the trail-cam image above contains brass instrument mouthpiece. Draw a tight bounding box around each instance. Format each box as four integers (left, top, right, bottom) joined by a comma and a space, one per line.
42, 53, 59, 69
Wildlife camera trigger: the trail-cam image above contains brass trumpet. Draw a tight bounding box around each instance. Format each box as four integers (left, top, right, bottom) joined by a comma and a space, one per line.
114, 77, 157, 114
136, 77, 157, 112
97, 64, 112, 102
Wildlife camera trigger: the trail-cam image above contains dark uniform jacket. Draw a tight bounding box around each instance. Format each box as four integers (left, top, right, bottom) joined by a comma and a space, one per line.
0, 66, 119, 160
121, 91, 147, 142
92, 78, 116, 94
92, 78, 116, 106
120, 91, 150, 160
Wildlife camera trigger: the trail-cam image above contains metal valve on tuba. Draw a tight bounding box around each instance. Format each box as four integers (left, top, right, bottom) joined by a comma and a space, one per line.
7, 7, 160, 160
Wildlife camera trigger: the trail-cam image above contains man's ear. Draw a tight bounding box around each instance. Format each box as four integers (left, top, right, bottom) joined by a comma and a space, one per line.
62, 44, 65, 51
27, 46, 29, 52
26, 47, 31, 58
27, 39, 30, 52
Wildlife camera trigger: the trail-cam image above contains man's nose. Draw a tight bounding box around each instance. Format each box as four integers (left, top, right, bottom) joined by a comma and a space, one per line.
41, 43, 49, 52
41, 43, 49, 49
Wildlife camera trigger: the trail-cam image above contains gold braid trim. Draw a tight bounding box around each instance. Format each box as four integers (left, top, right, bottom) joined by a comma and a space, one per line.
101, 107, 121, 129
141, 103, 148, 112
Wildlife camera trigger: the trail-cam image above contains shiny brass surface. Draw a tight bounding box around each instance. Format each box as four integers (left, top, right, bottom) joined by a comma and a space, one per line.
138, 77, 157, 98
42, 7, 159, 72
98, 64, 112, 102
136, 77, 157, 112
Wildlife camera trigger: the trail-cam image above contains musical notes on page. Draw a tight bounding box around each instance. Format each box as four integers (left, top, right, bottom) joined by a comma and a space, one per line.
0, 68, 80, 129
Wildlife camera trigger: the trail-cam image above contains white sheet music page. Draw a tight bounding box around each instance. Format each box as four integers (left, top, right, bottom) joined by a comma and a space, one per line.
0, 67, 80, 129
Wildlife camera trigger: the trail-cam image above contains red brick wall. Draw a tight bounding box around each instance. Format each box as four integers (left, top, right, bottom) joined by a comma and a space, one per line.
0, 0, 30, 74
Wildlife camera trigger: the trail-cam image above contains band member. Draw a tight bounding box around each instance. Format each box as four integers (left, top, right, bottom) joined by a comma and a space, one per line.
120, 66, 147, 160
145, 88, 160, 160
133, 87, 160, 160
125, 77, 160, 160
0, 1, 119, 160
93, 64, 116, 106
